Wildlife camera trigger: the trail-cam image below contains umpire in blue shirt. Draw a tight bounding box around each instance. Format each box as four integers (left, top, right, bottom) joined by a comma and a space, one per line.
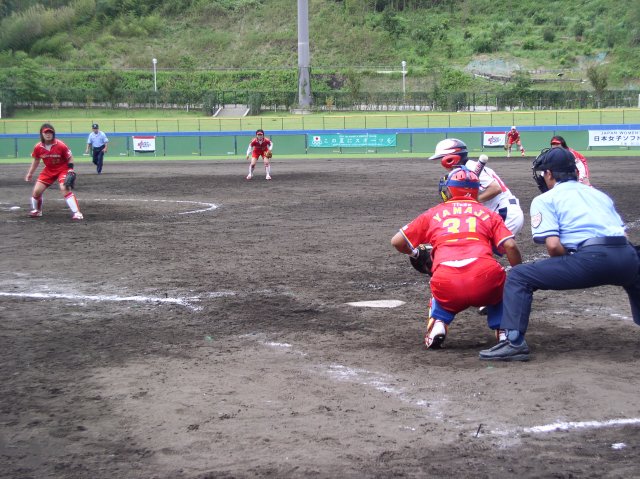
480, 147, 640, 361
85, 123, 109, 174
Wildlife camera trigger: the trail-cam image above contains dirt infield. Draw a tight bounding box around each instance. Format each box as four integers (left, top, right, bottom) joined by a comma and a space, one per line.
1, 156, 639, 478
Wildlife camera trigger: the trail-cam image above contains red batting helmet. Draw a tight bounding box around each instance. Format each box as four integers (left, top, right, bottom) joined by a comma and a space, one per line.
429, 138, 469, 169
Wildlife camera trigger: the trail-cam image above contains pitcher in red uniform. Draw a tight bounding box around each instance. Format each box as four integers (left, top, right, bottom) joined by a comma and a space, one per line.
245, 129, 273, 180
25, 123, 83, 220
391, 167, 522, 349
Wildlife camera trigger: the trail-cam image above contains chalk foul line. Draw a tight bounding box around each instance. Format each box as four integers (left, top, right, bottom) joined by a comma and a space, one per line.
0, 290, 236, 311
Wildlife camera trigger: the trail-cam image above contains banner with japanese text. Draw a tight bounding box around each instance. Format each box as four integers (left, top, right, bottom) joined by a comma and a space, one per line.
588, 130, 640, 147
309, 133, 397, 148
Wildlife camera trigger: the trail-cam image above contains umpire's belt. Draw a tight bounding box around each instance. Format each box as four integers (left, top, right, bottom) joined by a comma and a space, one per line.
578, 236, 628, 249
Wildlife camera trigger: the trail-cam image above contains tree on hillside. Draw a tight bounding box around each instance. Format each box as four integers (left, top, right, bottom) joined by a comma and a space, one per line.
586, 65, 608, 107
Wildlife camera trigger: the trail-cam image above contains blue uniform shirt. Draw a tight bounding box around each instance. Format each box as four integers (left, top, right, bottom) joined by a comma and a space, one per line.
87, 131, 109, 148
530, 181, 626, 250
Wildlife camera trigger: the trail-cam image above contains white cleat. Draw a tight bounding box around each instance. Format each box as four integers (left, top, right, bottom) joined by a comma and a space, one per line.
246, 174, 253, 180
425, 318, 448, 349
29, 209, 42, 218
265, 175, 272, 180
72, 212, 84, 220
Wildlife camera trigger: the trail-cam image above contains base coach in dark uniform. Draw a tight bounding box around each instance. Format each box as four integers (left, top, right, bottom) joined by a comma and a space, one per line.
480, 147, 640, 361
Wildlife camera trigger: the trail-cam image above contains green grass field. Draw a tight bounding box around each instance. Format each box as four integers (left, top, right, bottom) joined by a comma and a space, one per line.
2, 108, 640, 135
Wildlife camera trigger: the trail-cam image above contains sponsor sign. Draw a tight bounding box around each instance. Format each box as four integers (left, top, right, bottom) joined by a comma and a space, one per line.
588, 130, 640, 147
309, 133, 397, 148
133, 136, 156, 152
483, 131, 506, 147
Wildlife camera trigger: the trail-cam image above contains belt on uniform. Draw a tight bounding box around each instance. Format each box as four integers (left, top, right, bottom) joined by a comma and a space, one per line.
577, 236, 628, 249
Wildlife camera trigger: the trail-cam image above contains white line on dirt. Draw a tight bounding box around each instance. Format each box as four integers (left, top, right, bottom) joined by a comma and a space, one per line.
247, 334, 444, 416
523, 418, 640, 434
87, 198, 219, 215
346, 300, 405, 308
0, 291, 203, 311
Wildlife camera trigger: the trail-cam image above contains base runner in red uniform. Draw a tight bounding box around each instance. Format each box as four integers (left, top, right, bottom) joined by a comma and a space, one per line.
25, 123, 83, 220
391, 167, 522, 349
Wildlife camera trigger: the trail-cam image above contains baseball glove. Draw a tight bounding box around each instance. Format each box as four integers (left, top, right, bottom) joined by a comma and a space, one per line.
265, 150, 273, 159
63, 170, 76, 189
409, 244, 433, 276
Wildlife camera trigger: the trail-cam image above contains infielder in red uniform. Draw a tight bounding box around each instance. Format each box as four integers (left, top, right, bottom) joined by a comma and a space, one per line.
245, 129, 273, 180
25, 123, 83, 220
506, 126, 525, 157
391, 167, 522, 349
550, 135, 591, 186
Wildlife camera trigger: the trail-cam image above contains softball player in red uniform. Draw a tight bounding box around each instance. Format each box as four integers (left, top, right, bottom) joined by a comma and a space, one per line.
245, 129, 273, 180
25, 123, 83, 220
391, 167, 522, 349
506, 126, 525, 157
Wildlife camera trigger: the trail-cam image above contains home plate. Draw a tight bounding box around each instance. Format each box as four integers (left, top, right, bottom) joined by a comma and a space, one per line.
346, 300, 405, 308
10, 206, 21, 210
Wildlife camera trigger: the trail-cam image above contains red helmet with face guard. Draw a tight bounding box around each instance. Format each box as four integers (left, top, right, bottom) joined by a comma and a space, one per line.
429, 138, 469, 169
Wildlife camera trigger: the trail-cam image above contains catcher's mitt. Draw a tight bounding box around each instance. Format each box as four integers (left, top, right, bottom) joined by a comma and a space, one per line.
409, 244, 433, 276
63, 170, 76, 189
265, 150, 273, 159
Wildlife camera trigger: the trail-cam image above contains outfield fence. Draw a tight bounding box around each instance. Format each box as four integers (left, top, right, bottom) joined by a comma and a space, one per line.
2, 124, 639, 160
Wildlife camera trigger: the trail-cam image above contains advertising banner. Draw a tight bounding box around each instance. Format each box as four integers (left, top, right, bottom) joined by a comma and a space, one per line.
309, 133, 396, 148
483, 131, 506, 147
588, 130, 640, 147
133, 136, 156, 152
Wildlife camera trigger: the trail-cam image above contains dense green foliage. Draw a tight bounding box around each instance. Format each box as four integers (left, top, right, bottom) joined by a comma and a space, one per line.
1, 0, 639, 116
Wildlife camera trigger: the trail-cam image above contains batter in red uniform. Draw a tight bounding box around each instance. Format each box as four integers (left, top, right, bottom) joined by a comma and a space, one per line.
391, 167, 522, 349
506, 126, 525, 158
245, 129, 273, 180
25, 123, 83, 220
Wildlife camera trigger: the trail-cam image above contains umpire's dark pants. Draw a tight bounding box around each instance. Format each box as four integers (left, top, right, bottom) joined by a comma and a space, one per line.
501, 240, 640, 334
92, 146, 106, 173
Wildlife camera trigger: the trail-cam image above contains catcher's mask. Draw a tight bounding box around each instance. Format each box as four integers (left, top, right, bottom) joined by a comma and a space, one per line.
531, 147, 577, 193
39, 123, 56, 142
438, 166, 480, 202
429, 138, 469, 169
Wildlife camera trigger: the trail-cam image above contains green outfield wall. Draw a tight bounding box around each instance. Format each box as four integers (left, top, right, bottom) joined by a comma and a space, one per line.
1, 127, 638, 160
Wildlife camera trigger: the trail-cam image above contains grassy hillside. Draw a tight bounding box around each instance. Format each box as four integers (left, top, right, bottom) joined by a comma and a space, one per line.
0, 0, 639, 105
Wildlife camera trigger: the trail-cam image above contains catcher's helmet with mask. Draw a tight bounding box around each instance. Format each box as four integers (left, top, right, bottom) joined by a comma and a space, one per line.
531, 147, 577, 193
438, 166, 480, 202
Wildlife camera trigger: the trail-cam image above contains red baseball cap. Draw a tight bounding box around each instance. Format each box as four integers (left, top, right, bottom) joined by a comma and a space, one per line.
42, 127, 54, 133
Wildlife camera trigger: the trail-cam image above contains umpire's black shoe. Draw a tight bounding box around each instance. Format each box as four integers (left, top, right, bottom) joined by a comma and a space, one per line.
479, 339, 530, 362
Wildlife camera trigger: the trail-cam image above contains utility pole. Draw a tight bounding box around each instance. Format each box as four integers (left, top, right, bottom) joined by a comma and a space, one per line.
297, 0, 312, 109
